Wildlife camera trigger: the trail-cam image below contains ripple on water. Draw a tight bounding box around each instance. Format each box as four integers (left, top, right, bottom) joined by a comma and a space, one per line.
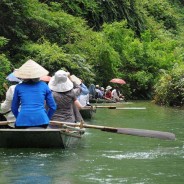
101, 146, 184, 160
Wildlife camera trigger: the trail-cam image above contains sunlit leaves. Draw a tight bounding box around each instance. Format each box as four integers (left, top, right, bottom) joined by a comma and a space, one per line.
154, 64, 184, 106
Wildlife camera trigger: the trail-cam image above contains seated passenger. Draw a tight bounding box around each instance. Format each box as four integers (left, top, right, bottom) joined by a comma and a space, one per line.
112, 86, 120, 102
70, 75, 90, 107
11, 59, 56, 128
1, 72, 21, 122
105, 85, 112, 100
88, 84, 96, 99
95, 85, 103, 99
49, 70, 83, 123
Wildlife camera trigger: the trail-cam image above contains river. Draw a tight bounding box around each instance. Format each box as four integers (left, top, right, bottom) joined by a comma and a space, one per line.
0, 101, 183, 184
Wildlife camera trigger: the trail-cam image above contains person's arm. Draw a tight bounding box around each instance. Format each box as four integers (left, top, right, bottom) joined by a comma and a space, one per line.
45, 88, 57, 119
73, 82, 82, 96
74, 99, 83, 110
11, 86, 20, 118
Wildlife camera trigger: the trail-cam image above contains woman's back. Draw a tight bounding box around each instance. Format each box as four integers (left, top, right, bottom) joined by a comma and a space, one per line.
15, 82, 48, 110
51, 90, 76, 122
12, 81, 56, 127
11, 59, 56, 128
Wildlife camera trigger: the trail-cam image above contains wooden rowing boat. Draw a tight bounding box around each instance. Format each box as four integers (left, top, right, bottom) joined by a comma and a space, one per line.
89, 98, 116, 103
0, 126, 85, 148
89, 98, 132, 104
80, 106, 96, 119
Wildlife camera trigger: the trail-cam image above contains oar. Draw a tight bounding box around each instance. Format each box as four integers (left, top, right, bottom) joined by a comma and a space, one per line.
0, 121, 175, 140
111, 107, 146, 110
96, 106, 146, 110
81, 106, 97, 112
0, 121, 12, 125
95, 105, 116, 109
50, 121, 175, 140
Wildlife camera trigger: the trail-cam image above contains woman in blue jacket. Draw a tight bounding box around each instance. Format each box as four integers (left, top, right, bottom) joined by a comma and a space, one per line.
11, 59, 56, 128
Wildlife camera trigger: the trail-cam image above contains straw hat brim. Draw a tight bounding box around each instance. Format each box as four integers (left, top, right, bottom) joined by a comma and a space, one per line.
14, 59, 49, 79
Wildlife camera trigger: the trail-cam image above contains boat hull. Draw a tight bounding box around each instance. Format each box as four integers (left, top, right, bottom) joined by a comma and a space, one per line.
80, 106, 96, 119
0, 128, 84, 148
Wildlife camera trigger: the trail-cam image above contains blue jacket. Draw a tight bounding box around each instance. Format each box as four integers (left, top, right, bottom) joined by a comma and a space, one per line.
80, 83, 89, 95
11, 81, 56, 127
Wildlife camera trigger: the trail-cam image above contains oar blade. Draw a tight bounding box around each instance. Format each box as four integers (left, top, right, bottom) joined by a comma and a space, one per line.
117, 128, 175, 140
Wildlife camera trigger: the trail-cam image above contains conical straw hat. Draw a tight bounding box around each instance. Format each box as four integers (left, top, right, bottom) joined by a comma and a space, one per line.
14, 59, 49, 79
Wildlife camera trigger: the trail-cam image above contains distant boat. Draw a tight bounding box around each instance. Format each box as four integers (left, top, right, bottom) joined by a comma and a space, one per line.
89, 98, 132, 104
89, 98, 116, 103
80, 106, 96, 119
0, 127, 85, 148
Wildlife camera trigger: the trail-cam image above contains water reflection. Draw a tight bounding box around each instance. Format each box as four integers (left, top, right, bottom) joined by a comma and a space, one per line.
0, 149, 81, 184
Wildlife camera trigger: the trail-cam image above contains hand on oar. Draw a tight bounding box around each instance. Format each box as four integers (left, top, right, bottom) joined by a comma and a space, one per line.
0, 120, 175, 140
50, 121, 175, 140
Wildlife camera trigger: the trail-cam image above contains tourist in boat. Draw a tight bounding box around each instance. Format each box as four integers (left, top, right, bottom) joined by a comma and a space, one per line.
95, 85, 103, 99
1, 73, 21, 122
48, 70, 83, 123
105, 85, 113, 100
70, 74, 90, 106
100, 87, 105, 98
112, 86, 121, 102
11, 59, 57, 128
88, 84, 96, 100
69, 74, 86, 122
0, 73, 22, 128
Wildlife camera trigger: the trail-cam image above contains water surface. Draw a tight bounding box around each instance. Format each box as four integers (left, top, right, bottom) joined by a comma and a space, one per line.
0, 101, 183, 184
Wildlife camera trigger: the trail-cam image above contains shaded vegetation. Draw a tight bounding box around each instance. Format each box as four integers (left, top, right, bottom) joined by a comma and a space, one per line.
0, 0, 184, 105
154, 64, 184, 106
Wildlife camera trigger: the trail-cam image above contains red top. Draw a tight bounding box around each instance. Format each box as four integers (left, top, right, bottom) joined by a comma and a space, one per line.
105, 91, 112, 99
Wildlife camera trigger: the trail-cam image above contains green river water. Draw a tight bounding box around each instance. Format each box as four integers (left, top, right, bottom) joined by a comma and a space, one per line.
0, 101, 183, 184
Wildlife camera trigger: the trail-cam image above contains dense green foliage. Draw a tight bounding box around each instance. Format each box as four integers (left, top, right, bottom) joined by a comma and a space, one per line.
0, 0, 184, 105
0, 37, 12, 99
154, 64, 184, 106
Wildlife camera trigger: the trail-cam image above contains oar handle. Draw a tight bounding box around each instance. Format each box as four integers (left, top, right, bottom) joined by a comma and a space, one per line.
0, 121, 13, 125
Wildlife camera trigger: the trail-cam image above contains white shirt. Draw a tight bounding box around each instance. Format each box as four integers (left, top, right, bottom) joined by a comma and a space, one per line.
112, 89, 119, 99
78, 94, 89, 107
1, 85, 16, 121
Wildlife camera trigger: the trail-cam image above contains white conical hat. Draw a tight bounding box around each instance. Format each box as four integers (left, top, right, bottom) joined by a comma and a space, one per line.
14, 59, 49, 79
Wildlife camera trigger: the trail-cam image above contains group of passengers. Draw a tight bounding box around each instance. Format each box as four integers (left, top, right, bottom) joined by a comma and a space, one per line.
0, 59, 90, 129
88, 84, 124, 102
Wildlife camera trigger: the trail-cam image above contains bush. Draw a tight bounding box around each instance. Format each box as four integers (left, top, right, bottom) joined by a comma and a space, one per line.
154, 63, 184, 106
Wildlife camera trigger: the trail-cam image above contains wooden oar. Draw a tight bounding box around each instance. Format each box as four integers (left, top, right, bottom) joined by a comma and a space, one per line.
95, 105, 116, 109
112, 107, 146, 110
0, 121, 175, 140
50, 121, 175, 140
96, 106, 146, 110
